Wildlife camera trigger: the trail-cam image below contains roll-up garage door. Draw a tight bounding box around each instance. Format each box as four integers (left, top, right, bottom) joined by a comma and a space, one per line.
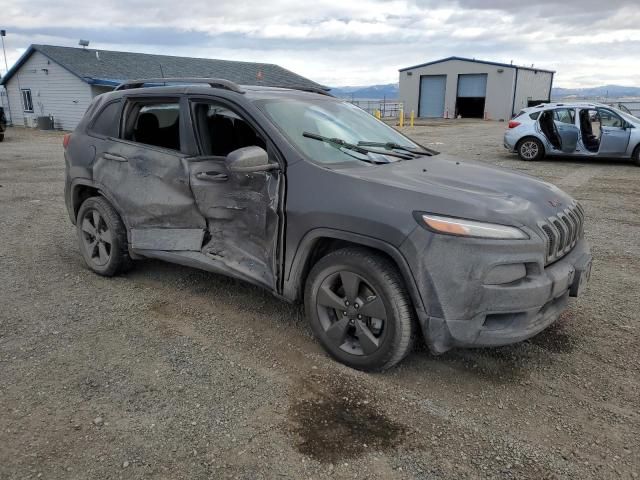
456, 74, 487, 118
419, 75, 446, 118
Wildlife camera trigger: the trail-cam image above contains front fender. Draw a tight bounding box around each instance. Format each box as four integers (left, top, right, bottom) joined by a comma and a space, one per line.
282, 227, 426, 318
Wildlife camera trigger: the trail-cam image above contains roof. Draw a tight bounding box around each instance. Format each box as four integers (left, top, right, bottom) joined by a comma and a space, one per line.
0, 44, 328, 90
526, 102, 606, 109
399, 56, 555, 74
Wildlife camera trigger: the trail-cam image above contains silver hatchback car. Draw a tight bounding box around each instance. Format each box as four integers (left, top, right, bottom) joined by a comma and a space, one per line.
504, 102, 640, 165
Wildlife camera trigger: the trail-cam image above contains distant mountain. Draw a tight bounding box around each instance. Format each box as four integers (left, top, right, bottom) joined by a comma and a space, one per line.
552, 84, 640, 99
330, 83, 640, 101
330, 83, 398, 100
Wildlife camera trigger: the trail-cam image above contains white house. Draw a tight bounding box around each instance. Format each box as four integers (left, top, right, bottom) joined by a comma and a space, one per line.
1, 44, 327, 130
399, 57, 555, 121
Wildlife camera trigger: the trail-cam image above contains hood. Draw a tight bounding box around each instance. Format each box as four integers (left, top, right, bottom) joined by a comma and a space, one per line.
337, 153, 576, 228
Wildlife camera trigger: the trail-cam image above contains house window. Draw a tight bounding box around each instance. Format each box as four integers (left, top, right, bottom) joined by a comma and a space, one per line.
21, 89, 34, 112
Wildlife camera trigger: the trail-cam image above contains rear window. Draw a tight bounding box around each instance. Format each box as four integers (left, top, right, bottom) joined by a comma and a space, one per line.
529, 112, 541, 120
90, 101, 121, 137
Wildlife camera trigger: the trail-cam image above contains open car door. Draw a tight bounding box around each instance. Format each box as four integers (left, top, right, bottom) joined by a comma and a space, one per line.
597, 108, 631, 155
554, 108, 579, 153
555, 123, 579, 153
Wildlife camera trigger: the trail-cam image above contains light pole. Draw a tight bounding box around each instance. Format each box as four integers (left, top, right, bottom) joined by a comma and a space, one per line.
1, 29, 13, 126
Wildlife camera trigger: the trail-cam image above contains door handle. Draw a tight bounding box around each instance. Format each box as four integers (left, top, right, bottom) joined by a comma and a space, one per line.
196, 171, 228, 182
103, 152, 127, 162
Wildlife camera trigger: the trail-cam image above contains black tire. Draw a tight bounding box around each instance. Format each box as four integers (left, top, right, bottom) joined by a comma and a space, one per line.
76, 196, 133, 276
517, 137, 545, 161
0, 133, 4, 142
632, 144, 640, 166
304, 247, 416, 371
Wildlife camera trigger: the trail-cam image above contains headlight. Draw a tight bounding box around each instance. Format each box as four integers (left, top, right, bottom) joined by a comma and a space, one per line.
419, 213, 529, 240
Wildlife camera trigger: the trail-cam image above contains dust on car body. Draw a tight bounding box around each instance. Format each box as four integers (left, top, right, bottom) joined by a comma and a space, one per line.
64, 77, 592, 371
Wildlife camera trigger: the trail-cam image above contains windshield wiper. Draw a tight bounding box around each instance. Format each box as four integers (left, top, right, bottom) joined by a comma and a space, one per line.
302, 132, 414, 161
357, 141, 436, 156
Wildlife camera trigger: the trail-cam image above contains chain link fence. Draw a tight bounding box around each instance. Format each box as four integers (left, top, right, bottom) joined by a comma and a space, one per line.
343, 99, 404, 118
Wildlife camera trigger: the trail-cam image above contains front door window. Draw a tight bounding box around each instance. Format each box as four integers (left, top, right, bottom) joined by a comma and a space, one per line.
186, 100, 280, 289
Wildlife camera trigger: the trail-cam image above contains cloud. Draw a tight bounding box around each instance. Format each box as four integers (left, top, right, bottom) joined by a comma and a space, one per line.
1, 0, 639, 88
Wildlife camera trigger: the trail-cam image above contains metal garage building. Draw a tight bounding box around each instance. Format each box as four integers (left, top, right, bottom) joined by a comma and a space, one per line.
0, 44, 326, 130
399, 57, 554, 121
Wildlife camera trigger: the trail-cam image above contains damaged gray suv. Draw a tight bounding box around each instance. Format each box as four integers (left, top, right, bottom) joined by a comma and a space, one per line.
64, 78, 592, 371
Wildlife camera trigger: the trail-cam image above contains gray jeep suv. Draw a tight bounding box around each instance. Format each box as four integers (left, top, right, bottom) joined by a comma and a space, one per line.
64, 78, 592, 371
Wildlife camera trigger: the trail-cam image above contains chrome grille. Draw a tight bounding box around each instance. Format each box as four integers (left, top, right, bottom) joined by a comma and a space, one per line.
539, 203, 585, 264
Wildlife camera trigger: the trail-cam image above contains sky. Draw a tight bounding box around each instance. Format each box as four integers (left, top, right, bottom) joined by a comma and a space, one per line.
1, 0, 639, 88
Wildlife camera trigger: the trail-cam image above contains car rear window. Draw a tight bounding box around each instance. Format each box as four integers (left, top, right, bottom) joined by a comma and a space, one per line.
529, 112, 541, 120
90, 101, 121, 137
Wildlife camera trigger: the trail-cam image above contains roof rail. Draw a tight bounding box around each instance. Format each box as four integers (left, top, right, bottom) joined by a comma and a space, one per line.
114, 77, 245, 93
270, 85, 334, 97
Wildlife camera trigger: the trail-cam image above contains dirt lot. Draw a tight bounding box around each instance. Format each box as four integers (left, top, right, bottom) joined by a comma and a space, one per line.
1, 122, 639, 479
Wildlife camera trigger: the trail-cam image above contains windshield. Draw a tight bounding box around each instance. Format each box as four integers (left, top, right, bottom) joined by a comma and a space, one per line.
256, 97, 424, 165
616, 108, 640, 124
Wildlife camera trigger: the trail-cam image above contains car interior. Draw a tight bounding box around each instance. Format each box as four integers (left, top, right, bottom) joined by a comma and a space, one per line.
192, 103, 266, 156
126, 102, 181, 151
579, 109, 600, 152
539, 110, 562, 150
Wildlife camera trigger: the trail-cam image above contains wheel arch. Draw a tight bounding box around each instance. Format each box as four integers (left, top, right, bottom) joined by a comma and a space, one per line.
516, 135, 546, 151
69, 179, 128, 229
283, 229, 426, 316
632, 142, 640, 163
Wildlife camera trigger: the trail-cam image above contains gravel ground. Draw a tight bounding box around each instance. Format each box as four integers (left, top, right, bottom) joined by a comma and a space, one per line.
1, 122, 638, 480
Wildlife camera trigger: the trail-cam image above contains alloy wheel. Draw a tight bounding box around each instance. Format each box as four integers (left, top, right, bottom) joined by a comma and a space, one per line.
315, 271, 388, 356
80, 209, 112, 267
520, 140, 539, 160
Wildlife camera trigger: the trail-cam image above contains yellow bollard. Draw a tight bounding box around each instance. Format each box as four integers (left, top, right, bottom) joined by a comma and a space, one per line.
410, 110, 415, 128
399, 109, 404, 128
375, 110, 381, 120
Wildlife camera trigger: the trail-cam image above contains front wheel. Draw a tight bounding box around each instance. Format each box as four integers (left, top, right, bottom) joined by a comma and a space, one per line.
304, 247, 416, 371
517, 137, 544, 161
632, 144, 640, 166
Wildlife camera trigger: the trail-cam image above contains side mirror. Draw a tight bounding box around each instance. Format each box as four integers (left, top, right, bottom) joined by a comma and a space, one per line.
225, 146, 279, 173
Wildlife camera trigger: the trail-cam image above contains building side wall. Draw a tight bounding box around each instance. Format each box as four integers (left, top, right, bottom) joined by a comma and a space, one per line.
399, 60, 517, 121
5, 51, 93, 130
513, 69, 553, 114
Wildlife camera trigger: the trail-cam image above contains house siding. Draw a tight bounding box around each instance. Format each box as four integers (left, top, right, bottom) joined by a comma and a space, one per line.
5, 51, 93, 130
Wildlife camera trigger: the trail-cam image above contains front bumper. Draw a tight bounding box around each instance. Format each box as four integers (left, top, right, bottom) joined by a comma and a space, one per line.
400, 228, 591, 353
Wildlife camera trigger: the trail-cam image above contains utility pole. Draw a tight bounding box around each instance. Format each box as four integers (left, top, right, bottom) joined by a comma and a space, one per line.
1, 29, 13, 126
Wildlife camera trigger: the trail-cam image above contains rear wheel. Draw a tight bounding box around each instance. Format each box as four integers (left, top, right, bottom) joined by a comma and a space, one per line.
517, 137, 544, 161
76, 196, 132, 276
304, 247, 415, 371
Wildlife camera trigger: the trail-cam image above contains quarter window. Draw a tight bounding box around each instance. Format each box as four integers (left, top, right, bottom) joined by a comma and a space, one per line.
21, 89, 33, 112
89, 101, 121, 137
